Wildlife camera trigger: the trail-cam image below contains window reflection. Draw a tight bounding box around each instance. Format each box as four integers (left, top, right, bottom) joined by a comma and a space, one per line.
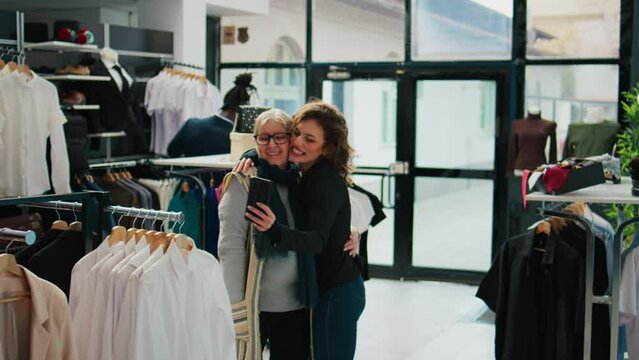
525, 65, 618, 155
412, 0, 512, 60
527, 0, 620, 58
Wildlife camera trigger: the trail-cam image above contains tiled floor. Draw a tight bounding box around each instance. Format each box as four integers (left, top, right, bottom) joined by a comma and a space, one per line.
264, 278, 495, 360
355, 279, 494, 360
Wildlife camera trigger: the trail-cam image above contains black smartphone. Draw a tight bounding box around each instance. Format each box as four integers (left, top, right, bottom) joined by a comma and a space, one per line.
245, 176, 273, 220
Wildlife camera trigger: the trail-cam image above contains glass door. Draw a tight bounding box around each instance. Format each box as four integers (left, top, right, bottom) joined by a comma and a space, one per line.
412, 79, 497, 273
313, 68, 508, 281
322, 78, 398, 268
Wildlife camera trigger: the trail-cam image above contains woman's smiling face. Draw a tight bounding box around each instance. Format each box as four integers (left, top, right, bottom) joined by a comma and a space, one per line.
289, 119, 325, 172
255, 121, 290, 169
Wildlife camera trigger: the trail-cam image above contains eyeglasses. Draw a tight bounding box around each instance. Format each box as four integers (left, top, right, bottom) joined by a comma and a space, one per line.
254, 132, 290, 145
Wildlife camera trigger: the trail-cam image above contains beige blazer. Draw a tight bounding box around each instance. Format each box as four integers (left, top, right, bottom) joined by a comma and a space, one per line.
12, 266, 78, 360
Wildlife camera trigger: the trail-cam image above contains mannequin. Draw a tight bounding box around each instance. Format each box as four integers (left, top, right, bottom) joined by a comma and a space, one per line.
507, 107, 557, 175
98, 47, 133, 94
563, 106, 619, 158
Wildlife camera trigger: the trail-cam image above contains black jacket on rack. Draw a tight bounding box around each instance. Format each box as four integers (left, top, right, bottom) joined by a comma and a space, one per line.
477, 227, 610, 360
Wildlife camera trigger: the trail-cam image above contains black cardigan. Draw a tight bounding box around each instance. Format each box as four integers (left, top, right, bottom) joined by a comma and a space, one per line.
266, 159, 361, 294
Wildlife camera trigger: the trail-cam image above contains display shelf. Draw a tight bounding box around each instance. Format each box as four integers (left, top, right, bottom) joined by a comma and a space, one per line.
61, 104, 100, 111
24, 41, 100, 53
87, 131, 126, 138
525, 177, 639, 205
116, 49, 172, 59
41, 74, 110, 81
150, 154, 233, 169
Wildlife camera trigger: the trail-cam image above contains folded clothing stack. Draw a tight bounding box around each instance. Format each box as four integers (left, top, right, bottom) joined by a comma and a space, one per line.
630, 158, 639, 196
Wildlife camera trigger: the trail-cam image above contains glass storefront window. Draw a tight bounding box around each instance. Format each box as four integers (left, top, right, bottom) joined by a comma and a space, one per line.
527, 0, 620, 58
221, 0, 306, 63
313, 0, 404, 62
220, 68, 306, 116
525, 65, 619, 156
323, 80, 397, 167
412, 0, 512, 60
415, 80, 496, 170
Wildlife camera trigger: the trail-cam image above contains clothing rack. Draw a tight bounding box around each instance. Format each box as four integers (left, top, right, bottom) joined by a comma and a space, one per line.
527, 178, 639, 360
0, 192, 109, 253
0, 227, 36, 245
0, 46, 25, 64
536, 208, 599, 360
88, 160, 139, 170
166, 170, 208, 248
20, 201, 185, 224
161, 59, 204, 71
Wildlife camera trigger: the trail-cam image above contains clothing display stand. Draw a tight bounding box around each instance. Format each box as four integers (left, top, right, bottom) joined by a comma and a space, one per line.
0, 191, 109, 253
527, 177, 639, 360
148, 155, 233, 251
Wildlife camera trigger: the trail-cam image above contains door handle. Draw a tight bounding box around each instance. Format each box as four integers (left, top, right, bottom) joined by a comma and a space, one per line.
389, 161, 409, 175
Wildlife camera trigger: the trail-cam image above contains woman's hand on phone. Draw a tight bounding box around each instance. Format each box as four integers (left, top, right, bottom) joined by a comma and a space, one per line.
233, 158, 254, 174
245, 202, 276, 232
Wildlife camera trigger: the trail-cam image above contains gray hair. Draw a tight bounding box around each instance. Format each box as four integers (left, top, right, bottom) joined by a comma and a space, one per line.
254, 108, 294, 135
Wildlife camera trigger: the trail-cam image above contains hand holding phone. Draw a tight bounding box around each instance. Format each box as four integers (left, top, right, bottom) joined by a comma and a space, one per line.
245, 176, 273, 221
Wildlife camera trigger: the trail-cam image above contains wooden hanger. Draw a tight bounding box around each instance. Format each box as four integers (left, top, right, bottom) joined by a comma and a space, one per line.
535, 221, 551, 236
108, 208, 127, 245
0, 242, 29, 302
172, 233, 193, 252
564, 202, 586, 216
18, 64, 32, 78
0, 59, 4, 71
68, 202, 82, 232
51, 201, 69, 231
134, 228, 148, 244
6, 61, 17, 72
0, 253, 24, 278
126, 210, 141, 243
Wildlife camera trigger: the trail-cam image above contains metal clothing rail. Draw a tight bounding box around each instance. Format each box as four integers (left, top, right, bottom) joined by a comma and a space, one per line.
20, 201, 185, 224
537, 208, 598, 360
527, 179, 639, 360
0, 227, 36, 245
0, 191, 109, 253
161, 59, 204, 70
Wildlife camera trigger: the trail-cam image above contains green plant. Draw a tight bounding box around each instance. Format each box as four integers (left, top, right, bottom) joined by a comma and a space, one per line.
607, 84, 639, 244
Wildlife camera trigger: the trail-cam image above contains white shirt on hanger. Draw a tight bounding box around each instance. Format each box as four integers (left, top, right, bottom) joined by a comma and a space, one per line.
112, 247, 163, 360
620, 246, 639, 360
69, 239, 111, 317
0, 71, 71, 196
129, 240, 235, 360
85, 240, 130, 360
72, 241, 125, 359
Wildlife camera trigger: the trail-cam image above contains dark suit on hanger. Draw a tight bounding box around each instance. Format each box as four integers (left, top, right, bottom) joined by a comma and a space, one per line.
83, 60, 147, 152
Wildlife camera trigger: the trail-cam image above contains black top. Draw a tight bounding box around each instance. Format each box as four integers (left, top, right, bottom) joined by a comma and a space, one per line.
266, 159, 360, 294
167, 115, 233, 158
477, 230, 585, 360
28, 230, 85, 298
477, 227, 610, 360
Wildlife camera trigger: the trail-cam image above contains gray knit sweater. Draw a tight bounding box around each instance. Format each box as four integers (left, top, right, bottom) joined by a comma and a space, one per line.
218, 178, 304, 312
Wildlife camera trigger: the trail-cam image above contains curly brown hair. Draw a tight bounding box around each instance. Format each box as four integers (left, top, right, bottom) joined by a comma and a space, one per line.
292, 99, 354, 183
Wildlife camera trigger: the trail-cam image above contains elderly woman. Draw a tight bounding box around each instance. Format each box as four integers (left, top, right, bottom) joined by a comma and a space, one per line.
246, 101, 365, 360
220, 108, 359, 359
